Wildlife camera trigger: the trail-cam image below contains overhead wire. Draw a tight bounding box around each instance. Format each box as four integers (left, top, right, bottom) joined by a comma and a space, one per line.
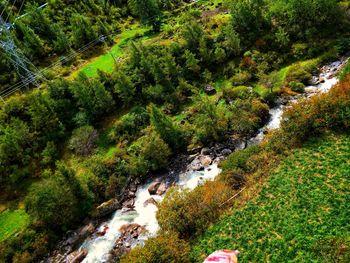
0, 0, 209, 100
4, 0, 16, 23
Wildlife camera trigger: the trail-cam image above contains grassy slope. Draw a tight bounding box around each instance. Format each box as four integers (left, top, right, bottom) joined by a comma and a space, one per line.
69, 24, 150, 79
0, 210, 30, 242
191, 134, 350, 262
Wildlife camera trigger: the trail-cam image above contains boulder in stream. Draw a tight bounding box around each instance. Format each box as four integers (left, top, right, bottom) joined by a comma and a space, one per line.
66, 249, 88, 263
95, 198, 121, 218
148, 181, 161, 195
111, 224, 147, 260
156, 182, 167, 196
66, 223, 95, 248
143, 197, 158, 207
200, 155, 212, 166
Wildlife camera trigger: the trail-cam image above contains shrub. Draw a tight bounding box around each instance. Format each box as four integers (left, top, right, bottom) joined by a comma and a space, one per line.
109, 106, 149, 141
120, 232, 191, 263
269, 75, 350, 151
25, 177, 79, 229
157, 181, 231, 238
288, 81, 305, 93
223, 86, 251, 101
68, 126, 98, 156
231, 70, 252, 85
129, 131, 172, 172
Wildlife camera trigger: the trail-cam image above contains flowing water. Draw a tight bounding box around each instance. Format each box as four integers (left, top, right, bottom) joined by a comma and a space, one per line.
78, 59, 345, 263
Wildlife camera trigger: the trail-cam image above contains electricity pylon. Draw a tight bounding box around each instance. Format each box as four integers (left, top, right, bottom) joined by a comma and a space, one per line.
0, 15, 41, 89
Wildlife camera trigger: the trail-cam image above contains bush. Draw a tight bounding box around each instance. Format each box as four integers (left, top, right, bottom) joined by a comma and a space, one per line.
288, 81, 305, 93
109, 106, 149, 141
269, 75, 350, 151
25, 177, 79, 229
157, 181, 231, 238
223, 85, 251, 101
129, 131, 172, 172
120, 232, 191, 263
68, 126, 98, 156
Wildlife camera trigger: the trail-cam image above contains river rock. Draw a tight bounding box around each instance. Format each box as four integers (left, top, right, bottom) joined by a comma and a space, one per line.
95, 198, 121, 218
66, 249, 88, 263
204, 84, 216, 95
148, 182, 161, 195
156, 182, 167, 196
122, 198, 135, 209
143, 197, 158, 207
111, 224, 147, 260
232, 139, 246, 150
201, 147, 211, 155
66, 223, 95, 248
128, 191, 136, 198
200, 155, 212, 166
188, 153, 199, 162
190, 157, 203, 171
221, 148, 232, 156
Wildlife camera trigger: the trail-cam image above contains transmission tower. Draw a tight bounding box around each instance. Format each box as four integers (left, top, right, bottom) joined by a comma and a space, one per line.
0, 14, 41, 90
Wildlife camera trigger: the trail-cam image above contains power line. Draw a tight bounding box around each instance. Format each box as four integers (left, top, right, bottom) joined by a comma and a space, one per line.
4, 0, 16, 23
0, 0, 210, 101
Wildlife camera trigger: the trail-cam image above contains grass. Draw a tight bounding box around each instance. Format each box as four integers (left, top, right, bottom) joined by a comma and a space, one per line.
0, 209, 30, 242
69, 24, 150, 79
191, 134, 350, 262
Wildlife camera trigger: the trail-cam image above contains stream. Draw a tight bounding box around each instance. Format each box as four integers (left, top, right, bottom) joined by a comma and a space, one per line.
53, 58, 346, 263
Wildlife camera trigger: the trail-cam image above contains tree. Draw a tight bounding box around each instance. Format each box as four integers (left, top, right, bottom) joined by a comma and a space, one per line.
231, 0, 266, 44
128, 0, 162, 31
0, 118, 31, 186
70, 73, 114, 122
25, 175, 79, 229
70, 14, 97, 48
137, 132, 171, 171
148, 104, 184, 150
192, 97, 231, 143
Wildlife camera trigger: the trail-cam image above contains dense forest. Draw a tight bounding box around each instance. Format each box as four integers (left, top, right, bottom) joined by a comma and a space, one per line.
1, 0, 350, 262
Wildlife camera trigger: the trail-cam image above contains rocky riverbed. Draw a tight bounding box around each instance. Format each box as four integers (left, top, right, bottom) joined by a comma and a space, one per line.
45, 57, 347, 263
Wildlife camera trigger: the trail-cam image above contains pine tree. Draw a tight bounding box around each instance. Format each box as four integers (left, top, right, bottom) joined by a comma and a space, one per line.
148, 104, 184, 150
128, 0, 162, 31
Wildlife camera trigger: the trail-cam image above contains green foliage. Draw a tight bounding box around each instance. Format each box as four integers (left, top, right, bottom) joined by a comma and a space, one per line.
288, 81, 305, 92
129, 131, 171, 172
268, 0, 341, 40
148, 104, 184, 150
71, 73, 114, 123
24, 163, 92, 230
68, 126, 99, 156
191, 134, 350, 262
157, 181, 231, 239
230, 0, 266, 44
109, 106, 149, 141
128, 0, 162, 31
191, 97, 231, 144
41, 141, 58, 166
0, 210, 30, 242
120, 232, 191, 263
270, 75, 350, 151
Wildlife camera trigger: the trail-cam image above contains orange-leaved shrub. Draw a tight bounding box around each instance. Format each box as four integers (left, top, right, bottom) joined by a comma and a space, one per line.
157, 181, 231, 239
269, 75, 350, 151
120, 232, 190, 263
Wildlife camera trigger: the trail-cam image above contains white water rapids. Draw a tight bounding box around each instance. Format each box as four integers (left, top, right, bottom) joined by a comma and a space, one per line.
78, 59, 344, 263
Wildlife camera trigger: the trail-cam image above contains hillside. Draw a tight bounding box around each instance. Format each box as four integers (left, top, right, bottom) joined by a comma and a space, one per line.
1, 0, 350, 262
191, 134, 350, 262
